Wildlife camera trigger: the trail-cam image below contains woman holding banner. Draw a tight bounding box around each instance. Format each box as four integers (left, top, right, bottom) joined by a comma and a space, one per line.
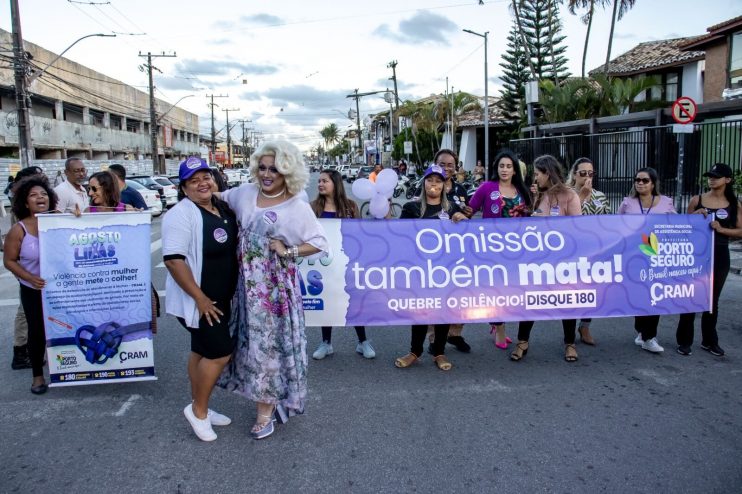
310, 169, 375, 360
3, 176, 58, 394
86, 171, 135, 212
470, 149, 532, 351
217, 141, 328, 440
163, 158, 238, 442
511, 155, 582, 363
567, 157, 612, 346
395, 164, 469, 371
618, 167, 676, 354
676, 163, 742, 357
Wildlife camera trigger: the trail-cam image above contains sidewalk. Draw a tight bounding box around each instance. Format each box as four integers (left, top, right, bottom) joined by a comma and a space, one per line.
730, 240, 742, 274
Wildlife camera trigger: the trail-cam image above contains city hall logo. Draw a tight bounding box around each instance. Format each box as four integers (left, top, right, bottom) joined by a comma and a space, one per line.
56, 353, 78, 368
639, 232, 694, 268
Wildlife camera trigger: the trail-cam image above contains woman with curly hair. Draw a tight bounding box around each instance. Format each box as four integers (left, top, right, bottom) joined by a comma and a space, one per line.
3, 176, 58, 394
217, 141, 329, 440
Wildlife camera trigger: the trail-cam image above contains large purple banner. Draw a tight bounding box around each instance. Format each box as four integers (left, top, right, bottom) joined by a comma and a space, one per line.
299, 215, 713, 327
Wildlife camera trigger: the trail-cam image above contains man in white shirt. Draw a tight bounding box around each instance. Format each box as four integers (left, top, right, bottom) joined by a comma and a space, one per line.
54, 158, 88, 213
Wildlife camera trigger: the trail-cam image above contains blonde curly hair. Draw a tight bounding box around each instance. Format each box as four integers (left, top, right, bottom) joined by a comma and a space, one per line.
249, 140, 309, 196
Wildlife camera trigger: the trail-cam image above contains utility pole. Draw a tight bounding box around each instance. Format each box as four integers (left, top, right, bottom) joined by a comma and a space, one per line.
236, 119, 252, 165
10, 0, 34, 168
206, 94, 227, 165
139, 51, 176, 174
387, 60, 400, 111
222, 108, 239, 167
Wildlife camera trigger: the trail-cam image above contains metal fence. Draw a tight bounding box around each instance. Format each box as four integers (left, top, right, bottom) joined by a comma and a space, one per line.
509, 119, 742, 212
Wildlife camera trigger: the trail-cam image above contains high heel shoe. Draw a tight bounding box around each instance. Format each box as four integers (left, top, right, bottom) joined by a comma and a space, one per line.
251, 411, 276, 440
491, 325, 512, 349
510, 341, 529, 361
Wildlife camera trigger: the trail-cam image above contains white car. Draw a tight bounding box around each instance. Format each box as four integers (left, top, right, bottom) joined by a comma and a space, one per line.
126, 179, 162, 216
152, 175, 178, 207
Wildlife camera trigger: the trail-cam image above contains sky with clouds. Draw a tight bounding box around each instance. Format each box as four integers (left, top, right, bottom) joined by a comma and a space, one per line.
1, 0, 736, 150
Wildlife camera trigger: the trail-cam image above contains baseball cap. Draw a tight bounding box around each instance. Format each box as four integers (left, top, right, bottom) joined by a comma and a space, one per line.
423, 164, 446, 181
703, 163, 733, 178
179, 157, 210, 181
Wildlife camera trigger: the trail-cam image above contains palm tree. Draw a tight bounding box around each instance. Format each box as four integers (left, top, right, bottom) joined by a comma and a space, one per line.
604, 0, 637, 74
568, 0, 611, 78
433, 91, 481, 150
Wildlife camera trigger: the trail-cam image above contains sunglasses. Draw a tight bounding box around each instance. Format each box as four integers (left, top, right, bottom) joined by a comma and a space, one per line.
634, 177, 651, 184
577, 170, 595, 177
89, 185, 100, 192
258, 165, 280, 174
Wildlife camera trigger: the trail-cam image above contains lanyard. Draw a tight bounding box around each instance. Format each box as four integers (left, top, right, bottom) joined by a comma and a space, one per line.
638, 196, 655, 215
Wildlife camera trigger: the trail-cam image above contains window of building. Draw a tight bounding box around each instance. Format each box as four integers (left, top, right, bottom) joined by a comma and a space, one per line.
110, 114, 122, 130
730, 31, 742, 88
645, 71, 681, 102
126, 119, 140, 133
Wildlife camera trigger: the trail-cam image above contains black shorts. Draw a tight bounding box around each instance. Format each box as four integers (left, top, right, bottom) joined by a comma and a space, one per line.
177, 299, 234, 359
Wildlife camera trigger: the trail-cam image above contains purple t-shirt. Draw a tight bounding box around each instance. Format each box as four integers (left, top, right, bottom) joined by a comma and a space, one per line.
618, 195, 676, 215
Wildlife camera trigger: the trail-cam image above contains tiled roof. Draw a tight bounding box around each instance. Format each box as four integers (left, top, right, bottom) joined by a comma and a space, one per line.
458, 97, 507, 127
707, 14, 742, 33
589, 37, 705, 76
680, 15, 742, 50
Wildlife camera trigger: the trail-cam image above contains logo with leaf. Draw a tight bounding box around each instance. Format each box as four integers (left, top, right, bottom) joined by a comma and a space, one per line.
639, 233, 659, 256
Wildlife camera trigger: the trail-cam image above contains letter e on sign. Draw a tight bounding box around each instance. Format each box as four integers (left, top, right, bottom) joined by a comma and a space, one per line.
672, 96, 697, 125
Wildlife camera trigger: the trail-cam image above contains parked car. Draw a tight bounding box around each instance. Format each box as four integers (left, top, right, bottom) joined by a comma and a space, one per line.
347, 166, 361, 182
338, 164, 350, 179
168, 175, 180, 186
356, 165, 375, 181
126, 179, 162, 216
129, 175, 166, 209
223, 169, 243, 188
152, 175, 178, 207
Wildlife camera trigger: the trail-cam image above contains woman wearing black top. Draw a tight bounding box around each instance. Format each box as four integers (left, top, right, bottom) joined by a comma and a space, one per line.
676, 163, 742, 357
395, 164, 468, 371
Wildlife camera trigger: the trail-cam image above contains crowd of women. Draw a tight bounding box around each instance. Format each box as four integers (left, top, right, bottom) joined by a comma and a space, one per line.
3, 141, 740, 444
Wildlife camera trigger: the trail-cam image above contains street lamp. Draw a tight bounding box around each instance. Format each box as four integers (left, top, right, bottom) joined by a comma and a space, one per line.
28, 33, 117, 85
156, 94, 194, 123
463, 28, 489, 172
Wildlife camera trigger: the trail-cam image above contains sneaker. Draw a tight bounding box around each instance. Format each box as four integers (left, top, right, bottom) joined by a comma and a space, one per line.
634, 333, 644, 346
356, 340, 376, 359
676, 345, 692, 356
207, 409, 232, 426
642, 337, 664, 353
312, 341, 334, 360
701, 343, 725, 357
11, 346, 32, 370
184, 404, 217, 441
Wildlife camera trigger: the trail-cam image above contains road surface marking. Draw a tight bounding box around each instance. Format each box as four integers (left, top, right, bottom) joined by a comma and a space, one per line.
114, 394, 142, 417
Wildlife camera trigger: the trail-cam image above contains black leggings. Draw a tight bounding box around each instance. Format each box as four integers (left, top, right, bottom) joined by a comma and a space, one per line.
321, 326, 366, 343
411, 324, 449, 357
676, 246, 730, 347
634, 315, 660, 341
19, 284, 46, 378
518, 319, 576, 344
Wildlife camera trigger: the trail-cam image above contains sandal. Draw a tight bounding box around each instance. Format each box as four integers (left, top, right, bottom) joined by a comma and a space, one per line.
394, 352, 419, 368
432, 354, 452, 371
565, 343, 578, 362
250, 411, 276, 440
510, 341, 529, 361
578, 326, 596, 346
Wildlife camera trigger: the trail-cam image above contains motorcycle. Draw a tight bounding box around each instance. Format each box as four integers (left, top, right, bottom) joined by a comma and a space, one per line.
393, 175, 410, 198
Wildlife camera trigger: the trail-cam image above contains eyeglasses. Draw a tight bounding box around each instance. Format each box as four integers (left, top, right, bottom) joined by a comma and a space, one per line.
577, 170, 595, 177
258, 165, 280, 174
89, 185, 99, 192
634, 177, 651, 184
70, 168, 86, 175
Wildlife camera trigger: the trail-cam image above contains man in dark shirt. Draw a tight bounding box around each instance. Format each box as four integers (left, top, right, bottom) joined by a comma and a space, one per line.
108, 164, 147, 210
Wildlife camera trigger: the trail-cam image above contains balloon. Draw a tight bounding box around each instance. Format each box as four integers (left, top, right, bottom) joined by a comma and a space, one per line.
369, 192, 389, 219
375, 169, 398, 197
352, 178, 374, 200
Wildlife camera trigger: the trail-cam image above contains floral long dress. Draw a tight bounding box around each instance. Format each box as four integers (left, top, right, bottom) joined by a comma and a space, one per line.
216, 185, 328, 416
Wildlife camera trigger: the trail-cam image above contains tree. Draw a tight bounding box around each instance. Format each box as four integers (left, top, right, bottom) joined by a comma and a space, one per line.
520, 0, 571, 82
498, 20, 531, 135
433, 91, 481, 148
567, 0, 610, 78
604, 0, 637, 74
319, 123, 340, 151
510, 0, 538, 80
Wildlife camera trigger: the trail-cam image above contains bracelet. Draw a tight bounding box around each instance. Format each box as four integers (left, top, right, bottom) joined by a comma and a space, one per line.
292, 245, 299, 258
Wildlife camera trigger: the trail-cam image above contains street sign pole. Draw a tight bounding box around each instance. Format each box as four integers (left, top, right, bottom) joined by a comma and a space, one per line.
671, 96, 698, 212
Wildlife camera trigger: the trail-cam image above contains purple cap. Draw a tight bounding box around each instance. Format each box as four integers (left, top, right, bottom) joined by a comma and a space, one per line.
179, 157, 210, 181
423, 164, 446, 181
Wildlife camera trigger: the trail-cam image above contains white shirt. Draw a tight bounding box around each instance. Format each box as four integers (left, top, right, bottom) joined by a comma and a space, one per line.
54, 179, 87, 213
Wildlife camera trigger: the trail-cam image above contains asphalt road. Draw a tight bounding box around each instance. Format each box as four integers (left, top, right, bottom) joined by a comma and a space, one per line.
1, 176, 741, 493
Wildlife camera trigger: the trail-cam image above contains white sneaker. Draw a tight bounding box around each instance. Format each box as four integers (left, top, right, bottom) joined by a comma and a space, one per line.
184, 404, 217, 441
642, 337, 664, 353
356, 340, 376, 359
312, 341, 334, 360
208, 409, 232, 426
634, 333, 644, 346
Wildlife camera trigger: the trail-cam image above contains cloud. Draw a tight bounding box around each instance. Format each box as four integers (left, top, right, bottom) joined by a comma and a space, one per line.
155, 75, 203, 91
614, 32, 637, 40
263, 84, 350, 110
174, 59, 279, 77
373, 78, 417, 91
213, 13, 284, 30
372, 11, 457, 45
208, 38, 233, 45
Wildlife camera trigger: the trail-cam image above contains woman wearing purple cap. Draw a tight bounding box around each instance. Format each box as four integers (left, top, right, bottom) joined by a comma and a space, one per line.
163, 157, 238, 442
676, 163, 742, 357
217, 141, 328, 440
395, 162, 468, 371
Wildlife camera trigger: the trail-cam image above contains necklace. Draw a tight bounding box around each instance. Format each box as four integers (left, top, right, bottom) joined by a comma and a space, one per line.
260, 188, 286, 199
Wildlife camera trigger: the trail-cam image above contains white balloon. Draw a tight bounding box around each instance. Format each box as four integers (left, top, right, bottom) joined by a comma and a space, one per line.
352, 178, 374, 200
375, 169, 398, 197
369, 192, 389, 219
